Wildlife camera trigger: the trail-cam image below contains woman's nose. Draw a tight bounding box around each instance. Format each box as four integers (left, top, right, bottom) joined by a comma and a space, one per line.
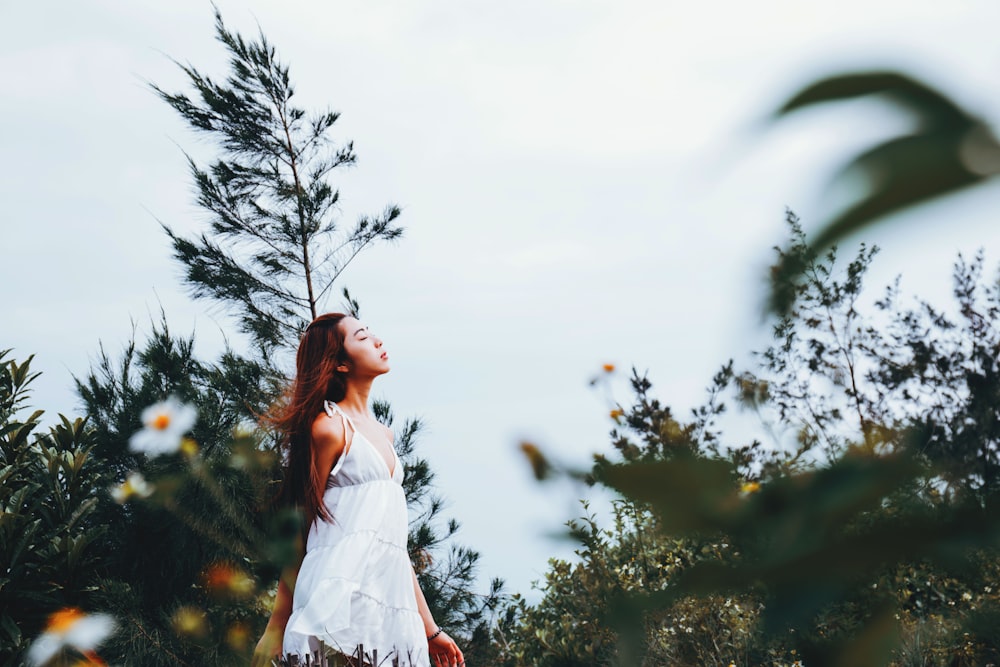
374, 337, 383, 347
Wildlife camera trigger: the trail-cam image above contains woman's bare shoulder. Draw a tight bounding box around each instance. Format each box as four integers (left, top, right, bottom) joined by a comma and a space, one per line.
311, 409, 347, 454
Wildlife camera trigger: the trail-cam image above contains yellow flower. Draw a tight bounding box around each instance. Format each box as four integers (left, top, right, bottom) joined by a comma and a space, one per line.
26, 608, 116, 667
179, 437, 200, 458
172, 606, 208, 638
610, 409, 624, 420
740, 481, 761, 495
110, 471, 154, 504
602, 363, 616, 373
519, 442, 550, 481
129, 397, 197, 456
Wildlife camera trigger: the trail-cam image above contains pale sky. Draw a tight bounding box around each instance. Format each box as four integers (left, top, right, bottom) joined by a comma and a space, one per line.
4, 0, 1000, 608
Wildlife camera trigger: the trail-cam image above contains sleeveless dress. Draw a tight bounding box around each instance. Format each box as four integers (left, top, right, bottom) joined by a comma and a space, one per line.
281, 401, 431, 667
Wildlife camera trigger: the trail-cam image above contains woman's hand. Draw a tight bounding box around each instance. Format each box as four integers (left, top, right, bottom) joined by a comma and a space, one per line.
251, 625, 284, 667
428, 630, 464, 667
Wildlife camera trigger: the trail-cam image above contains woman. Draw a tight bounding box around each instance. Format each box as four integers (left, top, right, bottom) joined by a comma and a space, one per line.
253, 313, 465, 667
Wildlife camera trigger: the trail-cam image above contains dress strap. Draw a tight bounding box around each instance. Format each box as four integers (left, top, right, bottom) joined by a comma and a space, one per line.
324, 400, 356, 426
323, 401, 355, 478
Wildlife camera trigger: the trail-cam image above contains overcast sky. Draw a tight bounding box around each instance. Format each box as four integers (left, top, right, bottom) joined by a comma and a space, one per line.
4, 0, 1000, 608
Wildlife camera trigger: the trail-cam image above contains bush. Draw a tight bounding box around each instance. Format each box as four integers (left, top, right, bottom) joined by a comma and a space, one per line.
0, 351, 108, 666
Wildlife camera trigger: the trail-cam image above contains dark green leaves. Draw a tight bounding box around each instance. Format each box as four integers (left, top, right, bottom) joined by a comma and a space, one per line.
596, 455, 736, 534
0, 353, 108, 665
770, 71, 1000, 315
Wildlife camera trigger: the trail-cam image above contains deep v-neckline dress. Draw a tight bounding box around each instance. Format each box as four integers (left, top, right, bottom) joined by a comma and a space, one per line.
281, 401, 429, 666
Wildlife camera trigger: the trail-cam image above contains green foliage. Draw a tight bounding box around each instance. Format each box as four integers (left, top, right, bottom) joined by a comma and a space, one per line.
507, 215, 1000, 666
497, 503, 649, 667
77, 316, 280, 479
872, 250, 1000, 506
152, 8, 402, 351
769, 71, 1000, 315
0, 351, 108, 666
495, 499, 780, 667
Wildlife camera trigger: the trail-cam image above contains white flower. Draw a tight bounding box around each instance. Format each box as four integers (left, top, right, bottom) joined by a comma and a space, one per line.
110, 471, 154, 503
26, 608, 116, 666
129, 397, 197, 456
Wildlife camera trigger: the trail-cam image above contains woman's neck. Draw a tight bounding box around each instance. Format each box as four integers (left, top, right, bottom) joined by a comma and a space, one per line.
338, 379, 373, 417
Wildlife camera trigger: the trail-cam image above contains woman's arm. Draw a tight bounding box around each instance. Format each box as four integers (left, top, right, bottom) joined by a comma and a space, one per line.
251, 565, 298, 667
412, 566, 465, 666
253, 414, 345, 666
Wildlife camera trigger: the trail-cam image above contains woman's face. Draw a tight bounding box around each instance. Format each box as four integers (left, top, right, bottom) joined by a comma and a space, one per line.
337, 317, 390, 377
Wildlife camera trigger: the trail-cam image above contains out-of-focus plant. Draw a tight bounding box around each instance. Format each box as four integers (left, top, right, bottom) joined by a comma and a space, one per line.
605, 222, 1000, 666
25, 607, 116, 667
769, 70, 1000, 315
513, 214, 1000, 666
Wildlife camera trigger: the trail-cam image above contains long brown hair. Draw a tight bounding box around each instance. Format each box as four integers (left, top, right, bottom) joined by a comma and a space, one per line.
270, 313, 351, 524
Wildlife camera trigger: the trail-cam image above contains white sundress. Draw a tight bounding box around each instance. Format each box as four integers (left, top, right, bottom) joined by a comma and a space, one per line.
281, 401, 430, 667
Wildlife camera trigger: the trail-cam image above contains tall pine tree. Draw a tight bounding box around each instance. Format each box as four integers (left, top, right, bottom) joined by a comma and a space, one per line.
152, 11, 401, 352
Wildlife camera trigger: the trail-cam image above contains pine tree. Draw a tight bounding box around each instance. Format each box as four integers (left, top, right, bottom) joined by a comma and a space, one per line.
152, 10, 402, 352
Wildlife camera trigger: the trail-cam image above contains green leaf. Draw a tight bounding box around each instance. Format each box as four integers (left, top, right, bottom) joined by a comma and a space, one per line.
777, 71, 972, 129
596, 455, 736, 533
768, 70, 1000, 315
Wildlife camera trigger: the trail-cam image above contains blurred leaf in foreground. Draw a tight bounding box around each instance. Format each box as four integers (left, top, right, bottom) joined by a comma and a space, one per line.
769, 70, 1000, 315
